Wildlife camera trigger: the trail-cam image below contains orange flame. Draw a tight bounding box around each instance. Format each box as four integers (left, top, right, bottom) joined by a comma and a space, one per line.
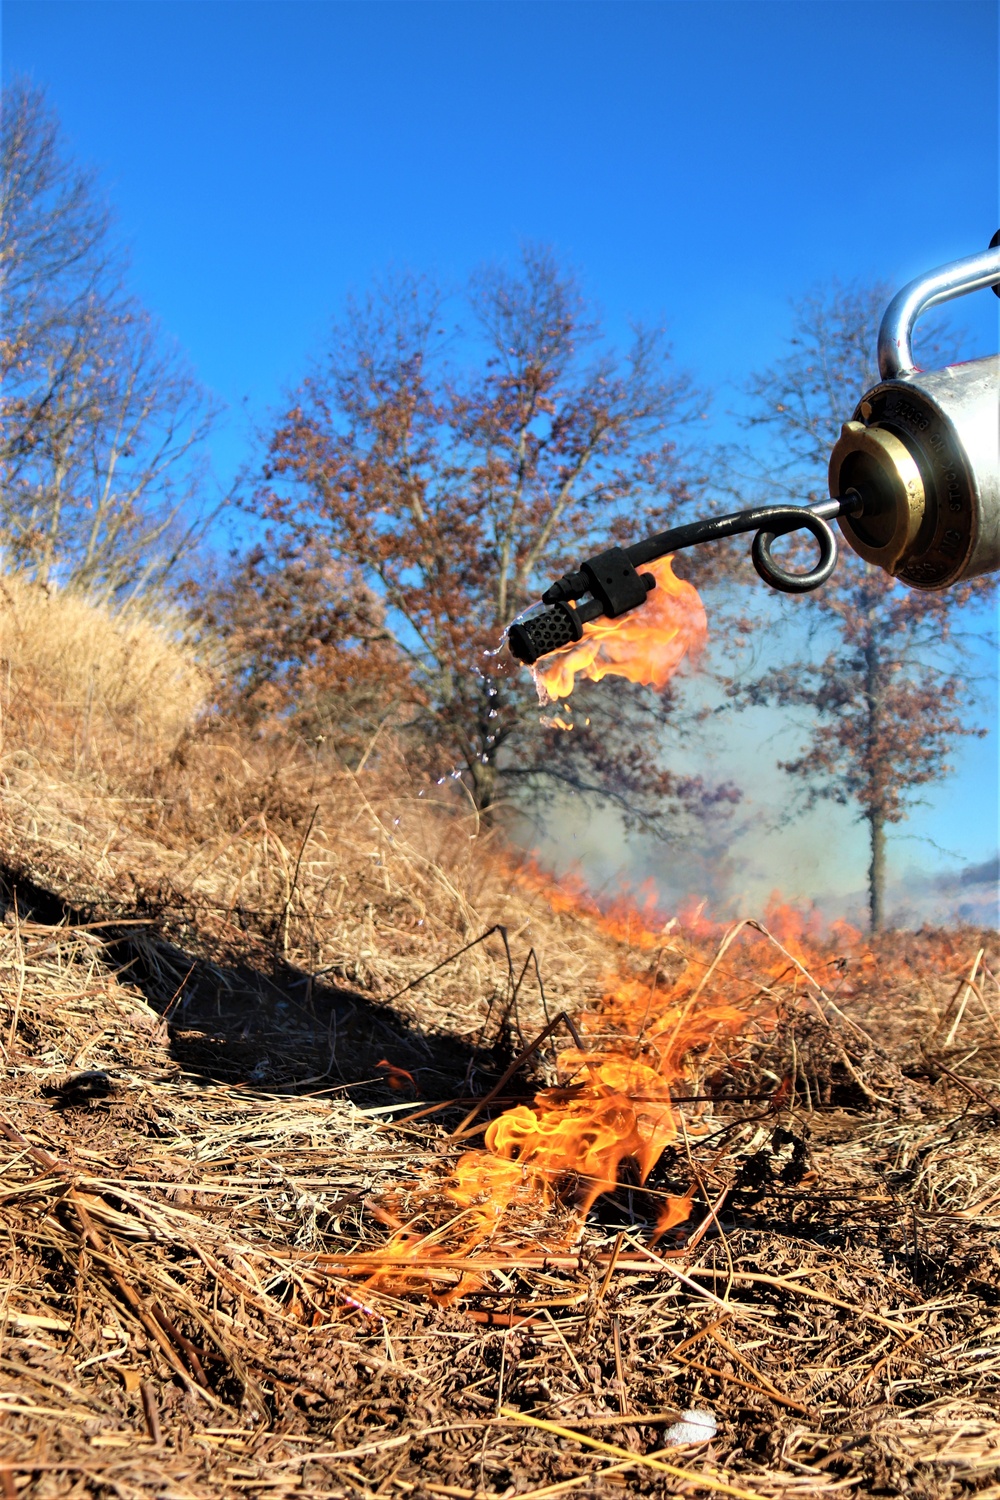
331, 865, 966, 1309
347, 908, 758, 1301
532, 555, 707, 705
377, 1059, 416, 1091
510, 856, 667, 951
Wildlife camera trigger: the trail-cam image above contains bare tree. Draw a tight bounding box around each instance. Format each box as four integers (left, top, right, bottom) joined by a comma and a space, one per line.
734, 283, 992, 930
0, 79, 216, 597
253, 249, 736, 833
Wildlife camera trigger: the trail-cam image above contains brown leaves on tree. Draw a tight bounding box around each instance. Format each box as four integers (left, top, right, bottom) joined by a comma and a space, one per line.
199, 535, 413, 756
242, 248, 730, 837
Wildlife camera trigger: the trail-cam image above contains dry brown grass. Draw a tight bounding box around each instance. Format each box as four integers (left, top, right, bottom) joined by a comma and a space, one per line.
0, 574, 210, 761
0, 578, 998, 1499
0, 572, 609, 1030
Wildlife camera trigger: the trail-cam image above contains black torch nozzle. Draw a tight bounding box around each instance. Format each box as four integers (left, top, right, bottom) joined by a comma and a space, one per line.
507, 492, 864, 666
509, 545, 657, 666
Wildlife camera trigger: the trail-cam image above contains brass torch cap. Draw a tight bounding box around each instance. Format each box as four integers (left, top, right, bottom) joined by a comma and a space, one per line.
829, 421, 926, 572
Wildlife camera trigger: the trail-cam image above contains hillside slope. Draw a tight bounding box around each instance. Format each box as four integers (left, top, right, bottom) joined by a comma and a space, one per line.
1, 576, 998, 1500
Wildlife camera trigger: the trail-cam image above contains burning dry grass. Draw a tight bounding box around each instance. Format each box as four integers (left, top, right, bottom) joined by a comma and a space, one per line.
1, 575, 999, 1498
530, 555, 706, 710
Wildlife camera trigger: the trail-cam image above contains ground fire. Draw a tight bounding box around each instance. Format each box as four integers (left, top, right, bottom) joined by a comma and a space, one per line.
323, 876, 891, 1306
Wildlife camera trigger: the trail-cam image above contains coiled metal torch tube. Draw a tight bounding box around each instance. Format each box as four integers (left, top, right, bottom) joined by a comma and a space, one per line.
507, 493, 863, 665
626, 494, 859, 587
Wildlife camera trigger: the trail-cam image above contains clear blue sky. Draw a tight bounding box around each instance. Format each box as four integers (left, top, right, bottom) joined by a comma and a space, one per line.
5, 0, 997, 469
4, 0, 998, 914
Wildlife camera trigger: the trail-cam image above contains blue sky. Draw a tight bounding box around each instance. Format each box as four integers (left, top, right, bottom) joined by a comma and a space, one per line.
4, 0, 998, 914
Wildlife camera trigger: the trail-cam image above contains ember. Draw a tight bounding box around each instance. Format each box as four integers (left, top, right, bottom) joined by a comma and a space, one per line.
377, 1058, 417, 1090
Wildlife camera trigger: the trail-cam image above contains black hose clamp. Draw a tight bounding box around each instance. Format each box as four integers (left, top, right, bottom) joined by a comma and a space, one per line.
579, 548, 656, 617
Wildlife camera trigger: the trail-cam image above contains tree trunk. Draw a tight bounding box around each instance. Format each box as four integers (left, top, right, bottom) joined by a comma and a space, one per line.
863, 634, 886, 933
470, 755, 497, 819
39, 454, 67, 587
868, 809, 886, 933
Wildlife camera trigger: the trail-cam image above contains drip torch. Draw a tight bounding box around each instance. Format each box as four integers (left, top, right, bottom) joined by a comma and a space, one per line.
508, 238, 1000, 668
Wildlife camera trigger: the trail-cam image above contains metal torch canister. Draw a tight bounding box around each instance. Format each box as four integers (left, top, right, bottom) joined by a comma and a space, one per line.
829, 241, 1000, 589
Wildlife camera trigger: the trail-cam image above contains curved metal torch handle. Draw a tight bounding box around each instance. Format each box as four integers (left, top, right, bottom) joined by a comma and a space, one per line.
509, 495, 865, 666
878, 240, 1000, 380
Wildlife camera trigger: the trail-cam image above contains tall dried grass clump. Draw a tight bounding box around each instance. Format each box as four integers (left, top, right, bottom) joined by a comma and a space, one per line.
0, 572, 211, 766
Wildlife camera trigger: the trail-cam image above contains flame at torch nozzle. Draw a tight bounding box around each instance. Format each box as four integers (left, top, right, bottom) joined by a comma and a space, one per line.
508, 494, 863, 669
